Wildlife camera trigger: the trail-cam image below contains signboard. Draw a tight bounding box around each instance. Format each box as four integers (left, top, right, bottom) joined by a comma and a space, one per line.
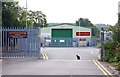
8, 31, 27, 38
79, 38, 86, 41
76, 32, 90, 36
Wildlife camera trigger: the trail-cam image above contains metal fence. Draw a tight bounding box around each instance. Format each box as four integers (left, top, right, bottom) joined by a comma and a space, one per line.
43, 38, 78, 47
41, 37, 99, 47
91, 38, 100, 47
1, 27, 41, 58
41, 38, 93, 47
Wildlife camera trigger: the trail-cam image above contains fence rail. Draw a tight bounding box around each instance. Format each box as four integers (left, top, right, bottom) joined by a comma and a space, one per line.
1, 27, 41, 58
41, 37, 99, 47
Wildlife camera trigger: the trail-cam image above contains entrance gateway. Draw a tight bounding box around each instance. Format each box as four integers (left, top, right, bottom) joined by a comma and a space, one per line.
1, 27, 41, 58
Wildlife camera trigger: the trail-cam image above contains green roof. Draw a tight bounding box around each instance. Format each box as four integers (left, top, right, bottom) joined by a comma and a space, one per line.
43, 23, 91, 29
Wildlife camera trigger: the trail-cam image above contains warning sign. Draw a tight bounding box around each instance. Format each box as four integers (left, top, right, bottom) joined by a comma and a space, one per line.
8, 31, 27, 38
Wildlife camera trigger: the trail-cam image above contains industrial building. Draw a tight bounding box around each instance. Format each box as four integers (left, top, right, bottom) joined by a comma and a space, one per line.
41, 23, 92, 47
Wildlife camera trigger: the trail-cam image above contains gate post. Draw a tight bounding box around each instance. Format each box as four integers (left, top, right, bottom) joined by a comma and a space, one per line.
38, 27, 41, 59
0, 27, 2, 59
78, 38, 80, 48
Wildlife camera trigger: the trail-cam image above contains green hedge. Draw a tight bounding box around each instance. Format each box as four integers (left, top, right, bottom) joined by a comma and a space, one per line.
103, 42, 120, 71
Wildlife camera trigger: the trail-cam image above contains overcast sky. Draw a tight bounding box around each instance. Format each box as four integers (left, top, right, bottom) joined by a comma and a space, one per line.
18, 0, 119, 25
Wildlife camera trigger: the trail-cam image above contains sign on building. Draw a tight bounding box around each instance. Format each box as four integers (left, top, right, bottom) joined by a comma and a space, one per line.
76, 32, 90, 36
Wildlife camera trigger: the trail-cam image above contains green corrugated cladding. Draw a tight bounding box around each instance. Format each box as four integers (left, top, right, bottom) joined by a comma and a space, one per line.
52, 29, 72, 38
51, 29, 73, 46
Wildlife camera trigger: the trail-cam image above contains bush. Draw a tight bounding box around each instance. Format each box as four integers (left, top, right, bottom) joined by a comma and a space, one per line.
104, 26, 120, 71
117, 62, 120, 71
103, 42, 120, 63
96, 43, 101, 48
103, 42, 116, 51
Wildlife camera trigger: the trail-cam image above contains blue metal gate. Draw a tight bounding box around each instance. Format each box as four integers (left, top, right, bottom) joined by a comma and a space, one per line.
42, 38, 93, 47
42, 38, 78, 47
1, 27, 41, 58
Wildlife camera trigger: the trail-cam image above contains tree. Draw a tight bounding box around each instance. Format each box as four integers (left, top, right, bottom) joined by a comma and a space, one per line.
76, 18, 100, 38
30, 11, 47, 28
91, 25, 100, 38
76, 18, 91, 27
2, 2, 47, 28
109, 26, 120, 43
19, 9, 26, 27
2, 2, 20, 27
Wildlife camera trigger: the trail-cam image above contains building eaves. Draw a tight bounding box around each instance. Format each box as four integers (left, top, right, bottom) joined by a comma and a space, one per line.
43, 23, 91, 29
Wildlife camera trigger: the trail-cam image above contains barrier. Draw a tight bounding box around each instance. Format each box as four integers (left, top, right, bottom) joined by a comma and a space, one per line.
1, 27, 41, 58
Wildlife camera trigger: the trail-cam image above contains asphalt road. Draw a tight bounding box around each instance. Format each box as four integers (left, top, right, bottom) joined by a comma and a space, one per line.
2, 47, 117, 76
0, 60, 2, 77
41, 47, 99, 60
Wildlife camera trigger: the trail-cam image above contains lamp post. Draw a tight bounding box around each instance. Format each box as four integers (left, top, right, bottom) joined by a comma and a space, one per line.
78, 19, 81, 47
0, 2, 1, 25
26, 0, 27, 28
91, 27, 92, 47
100, 27, 104, 61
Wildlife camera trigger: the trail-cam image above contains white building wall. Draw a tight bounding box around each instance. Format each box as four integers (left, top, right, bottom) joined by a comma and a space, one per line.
73, 26, 91, 38
41, 24, 91, 38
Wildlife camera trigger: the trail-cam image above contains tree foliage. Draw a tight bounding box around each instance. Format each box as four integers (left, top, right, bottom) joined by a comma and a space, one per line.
2, 2, 47, 27
76, 18, 100, 38
2, 2, 20, 27
109, 26, 120, 43
28, 10, 47, 28
76, 18, 91, 27
103, 25, 120, 70
91, 25, 100, 38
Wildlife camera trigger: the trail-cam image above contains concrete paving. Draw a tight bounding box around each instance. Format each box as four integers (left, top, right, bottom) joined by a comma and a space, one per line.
0, 60, 2, 77
41, 47, 99, 60
2, 47, 117, 76
2, 59, 103, 75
